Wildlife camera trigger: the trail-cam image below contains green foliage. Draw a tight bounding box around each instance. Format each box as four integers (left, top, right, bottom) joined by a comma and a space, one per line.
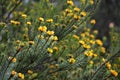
0, 0, 120, 80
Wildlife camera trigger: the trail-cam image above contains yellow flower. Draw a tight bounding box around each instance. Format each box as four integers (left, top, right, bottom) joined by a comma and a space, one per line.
102, 58, 106, 62
26, 21, 31, 25
89, 40, 95, 44
10, 20, 20, 25
53, 46, 59, 51
53, 36, 58, 41
18, 73, 24, 79
67, 1, 74, 6
16, 40, 21, 44
96, 39, 103, 46
101, 47, 106, 53
89, 60, 94, 64
83, 44, 91, 49
90, 34, 95, 38
12, 58, 17, 62
80, 33, 85, 37
110, 69, 118, 77
11, 70, 17, 76
29, 41, 34, 45
74, 7, 80, 12
67, 13, 73, 17
90, 0, 94, 4
90, 19, 96, 24
93, 30, 98, 34
106, 62, 111, 69
47, 30, 54, 35
79, 40, 85, 45
47, 48, 53, 54
73, 14, 80, 20
68, 58, 76, 64
8, 57, 17, 62
20, 43, 25, 47
28, 70, 33, 74
84, 50, 93, 57
39, 17, 44, 22
38, 26, 47, 32
21, 14, 27, 18
46, 19, 53, 23
73, 35, 79, 40
93, 54, 97, 57
65, 9, 72, 13
80, 12, 87, 17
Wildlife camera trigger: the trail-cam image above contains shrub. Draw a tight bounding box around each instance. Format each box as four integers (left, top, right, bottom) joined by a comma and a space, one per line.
0, 0, 120, 80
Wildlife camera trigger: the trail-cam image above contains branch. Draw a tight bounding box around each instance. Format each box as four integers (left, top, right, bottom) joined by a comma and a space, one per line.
5, 0, 22, 22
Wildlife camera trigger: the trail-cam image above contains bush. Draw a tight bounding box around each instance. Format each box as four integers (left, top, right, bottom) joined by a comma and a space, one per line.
0, 0, 120, 80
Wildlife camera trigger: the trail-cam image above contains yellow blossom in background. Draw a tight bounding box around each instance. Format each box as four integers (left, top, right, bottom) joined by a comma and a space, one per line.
102, 58, 106, 62
101, 47, 106, 53
53, 36, 58, 41
79, 40, 85, 45
106, 62, 111, 69
89, 0, 94, 4
67, 13, 74, 17
65, 9, 72, 13
39, 17, 44, 22
110, 69, 118, 77
18, 73, 25, 79
67, 0, 74, 6
12, 58, 17, 62
21, 14, 27, 18
28, 70, 33, 74
90, 34, 95, 38
90, 40, 95, 44
11, 70, 17, 76
84, 50, 93, 57
73, 14, 81, 20
46, 19, 53, 23
80, 11, 87, 17
53, 46, 59, 51
93, 54, 97, 57
96, 39, 103, 46
90, 19, 96, 24
0, 22, 6, 27
68, 57, 76, 64
38, 26, 47, 32
80, 33, 85, 37
20, 43, 25, 47
89, 60, 94, 64
47, 30, 54, 35
8, 57, 16, 62
73, 35, 79, 40
93, 30, 98, 34
29, 41, 34, 45
16, 40, 21, 44
26, 21, 31, 25
47, 48, 53, 54
74, 7, 80, 12
83, 44, 91, 49
10, 20, 20, 25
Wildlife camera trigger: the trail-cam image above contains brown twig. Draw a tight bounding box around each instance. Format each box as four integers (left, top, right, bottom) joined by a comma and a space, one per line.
5, 0, 22, 22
